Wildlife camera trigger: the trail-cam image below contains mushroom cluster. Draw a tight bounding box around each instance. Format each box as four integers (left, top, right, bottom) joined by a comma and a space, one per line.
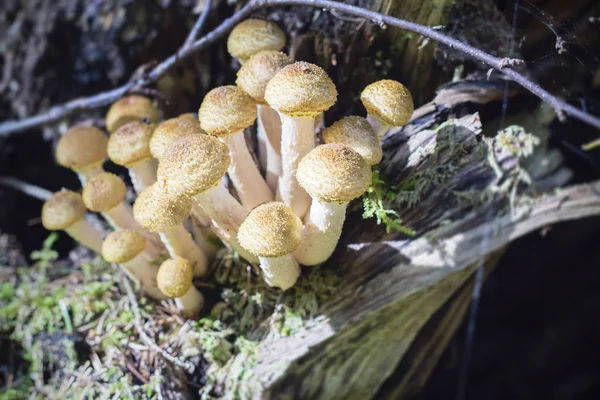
41, 18, 414, 313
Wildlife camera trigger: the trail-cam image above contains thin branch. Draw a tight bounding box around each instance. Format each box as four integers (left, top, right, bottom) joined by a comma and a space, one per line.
0, 0, 599, 137
0, 176, 52, 200
183, 0, 213, 49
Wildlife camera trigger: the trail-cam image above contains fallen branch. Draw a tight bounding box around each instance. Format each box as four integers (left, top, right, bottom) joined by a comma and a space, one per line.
0, 0, 599, 137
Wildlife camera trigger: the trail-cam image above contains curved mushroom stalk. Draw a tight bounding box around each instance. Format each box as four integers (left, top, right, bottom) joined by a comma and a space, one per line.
257, 104, 282, 192
122, 254, 167, 300
174, 285, 205, 314
159, 225, 207, 277
65, 218, 104, 254
294, 200, 347, 266
128, 159, 157, 193
259, 254, 301, 290
365, 115, 389, 139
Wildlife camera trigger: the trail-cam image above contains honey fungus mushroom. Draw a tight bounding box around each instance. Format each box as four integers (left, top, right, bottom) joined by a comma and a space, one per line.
55, 125, 108, 185
294, 144, 372, 266
198, 85, 272, 210
42, 190, 104, 253
226, 19, 286, 64
238, 202, 302, 290
323, 116, 382, 165
149, 115, 205, 160
265, 61, 338, 218
105, 95, 161, 133
360, 79, 414, 138
157, 258, 204, 313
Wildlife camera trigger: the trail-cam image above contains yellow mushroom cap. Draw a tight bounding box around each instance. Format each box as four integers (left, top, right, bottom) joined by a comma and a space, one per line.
82, 172, 127, 212
56, 125, 108, 171
101, 230, 146, 263
323, 116, 382, 165
264, 62, 337, 117
236, 51, 292, 104
360, 80, 414, 127
198, 86, 257, 136
157, 257, 193, 298
41, 190, 86, 230
227, 19, 286, 63
107, 122, 156, 167
149, 116, 205, 160
133, 184, 191, 232
157, 134, 230, 197
238, 202, 303, 258
105, 95, 161, 133
297, 143, 371, 203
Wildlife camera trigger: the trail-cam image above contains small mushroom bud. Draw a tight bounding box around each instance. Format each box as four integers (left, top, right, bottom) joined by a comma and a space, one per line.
198, 85, 273, 209
360, 80, 414, 138
295, 144, 371, 265
42, 190, 104, 253
55, 125, 108, 185
101, 230, 166, 300
157, 134, 258, 263
105, 95, 161, 133
149, 115, 205, 161
238, 202, 302, 290
237, 50, 292, 191
107, 121, 157, 193
156, 258, 204, 313
323, 116, 383, 165
227, 19, 286, 64
265, 61, 338, 218
133, 184, 207, 277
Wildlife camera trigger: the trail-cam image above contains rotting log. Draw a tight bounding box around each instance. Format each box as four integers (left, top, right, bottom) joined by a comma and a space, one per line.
220, 86, 600, 399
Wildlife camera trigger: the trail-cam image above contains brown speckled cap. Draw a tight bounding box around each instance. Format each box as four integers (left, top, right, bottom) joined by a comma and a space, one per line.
238, 202, 303, 258
82, 172, 126, 212
42, 190, 86, 230
133, 184, 191, 232
264, 62, 337, 117
56, 125, 108, 171
105, 95, 161, 133
198, 86, 257, 136
102, 230, 146, 263
323, 116, 382, 165
236, 51, 292, 104
157, 257, 193, 297
360, 80, 414, 127
107, 121, 155, 167
150, 115, 205, 160
227, 19, 286, 63
297, 144, 371, 203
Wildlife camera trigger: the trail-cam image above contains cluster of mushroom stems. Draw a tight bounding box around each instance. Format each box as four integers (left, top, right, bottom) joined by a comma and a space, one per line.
41, 18, 414, 314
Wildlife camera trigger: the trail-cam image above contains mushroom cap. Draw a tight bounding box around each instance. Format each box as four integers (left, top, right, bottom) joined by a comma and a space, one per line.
198, 86, 257, 136
157, 134, 230, 197
107, 122, 156, 167
360, 80, 414, 127
56, 125, 108, 171
323, 116, 382, 165
157, 257, 193, 298
133, 184, 191, 232
238, 202, 303, 258
82, 172, 127, 212
41, 190, 86, 230
227, 19, 286, 63
150, 116, 205, 160
105, 95, 161, 133
297, 144, 371, 203
264, 62, 337, 117
102, 230, 146, 263
236, 51, 292, 104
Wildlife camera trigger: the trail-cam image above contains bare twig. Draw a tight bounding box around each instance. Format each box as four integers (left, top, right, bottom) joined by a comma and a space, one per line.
183, 0, 213, 49
0, 176, 52, 200
0, 0, 599, 137
119, 268, 195, 373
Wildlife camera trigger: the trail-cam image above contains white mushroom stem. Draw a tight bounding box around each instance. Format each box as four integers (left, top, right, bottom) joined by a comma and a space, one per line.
128, 159, 157, 193
121, 254, 167, 300
193, 180, 258, 263
222, 131, 273, 209
77, 166, 104, 186
65, 218, 104, 253
191, 203, 220, 258
276, 114, 315, 218
159, 225, 207, 277
294, 199, 347, 266
257, 105, 282, 192
174, 285, 204, 313
366, 114, 390, 139
259, 254, 301, 290
105, 203, 164, 259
